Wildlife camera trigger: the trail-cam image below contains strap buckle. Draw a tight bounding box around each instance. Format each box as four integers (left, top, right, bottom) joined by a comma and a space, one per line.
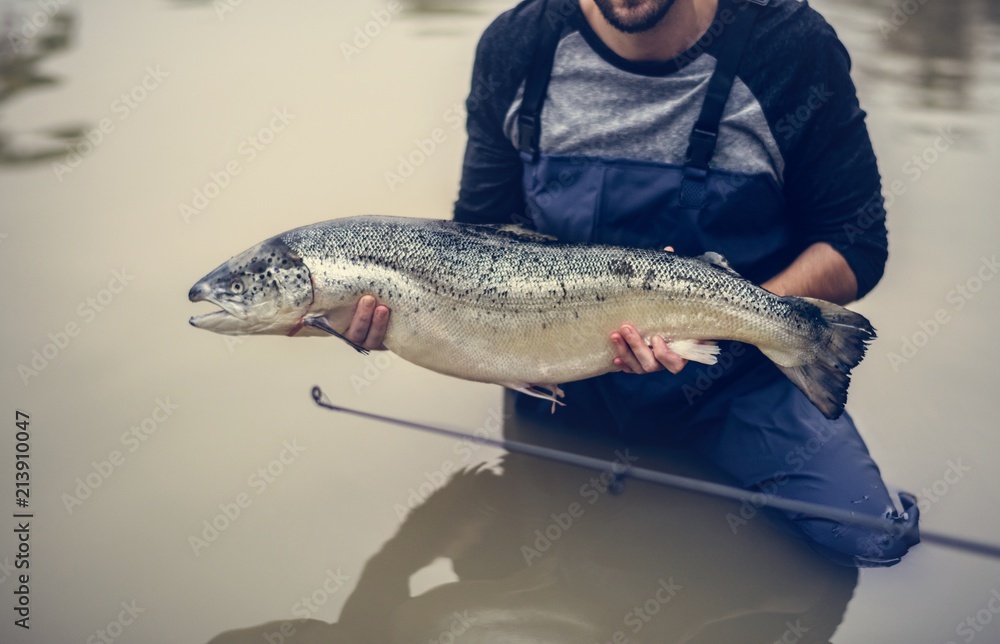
685, 127, 718, 168
517, 114, 539, 155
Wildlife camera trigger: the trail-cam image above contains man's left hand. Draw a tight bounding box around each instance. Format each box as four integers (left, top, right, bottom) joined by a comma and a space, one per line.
609, 244, 687, 375
611, 325, 688, 375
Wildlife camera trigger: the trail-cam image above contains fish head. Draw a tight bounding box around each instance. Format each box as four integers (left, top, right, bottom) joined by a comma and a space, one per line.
188, 237, 313, 335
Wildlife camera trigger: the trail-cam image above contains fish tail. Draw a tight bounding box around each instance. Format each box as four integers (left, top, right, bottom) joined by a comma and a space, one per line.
763, 297, 876, 420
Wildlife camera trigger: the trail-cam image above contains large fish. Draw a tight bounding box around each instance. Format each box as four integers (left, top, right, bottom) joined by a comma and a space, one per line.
188, 216, 874, 419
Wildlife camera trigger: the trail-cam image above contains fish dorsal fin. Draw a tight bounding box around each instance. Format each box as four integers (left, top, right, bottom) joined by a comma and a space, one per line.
479, 223, 559, 243
695, 251, 739, 275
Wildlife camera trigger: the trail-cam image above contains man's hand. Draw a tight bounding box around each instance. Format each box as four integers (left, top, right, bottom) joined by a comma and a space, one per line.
345, 295, 391, 351
611, 326, 688, 375
610, 244, 687, 375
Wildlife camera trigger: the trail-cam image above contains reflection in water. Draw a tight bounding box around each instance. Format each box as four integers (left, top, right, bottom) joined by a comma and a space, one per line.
401, 0, 495, 16
210, 394, 857, 643
877, 0, 987, 110
0, 7, 80, 166
883, 0, 973, 110
400, 0, 501, 38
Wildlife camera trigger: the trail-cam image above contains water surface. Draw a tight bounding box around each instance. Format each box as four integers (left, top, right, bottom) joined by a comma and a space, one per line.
0, 0, 998, 642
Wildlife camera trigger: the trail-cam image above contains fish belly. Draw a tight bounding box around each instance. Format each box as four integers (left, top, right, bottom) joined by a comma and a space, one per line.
379, 291, 767, 386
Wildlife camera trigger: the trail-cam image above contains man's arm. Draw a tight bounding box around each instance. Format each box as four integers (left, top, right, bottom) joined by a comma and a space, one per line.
453, 7, 535, 224
760, 241, 857, 304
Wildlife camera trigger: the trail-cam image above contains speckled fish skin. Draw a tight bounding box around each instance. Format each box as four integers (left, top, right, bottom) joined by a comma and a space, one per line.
189, 215, 875, 419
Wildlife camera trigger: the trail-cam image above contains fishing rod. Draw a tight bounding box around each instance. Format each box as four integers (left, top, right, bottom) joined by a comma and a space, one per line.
311, 386, 1000, 562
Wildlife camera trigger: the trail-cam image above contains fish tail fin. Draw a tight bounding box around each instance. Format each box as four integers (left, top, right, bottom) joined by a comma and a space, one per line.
762, 297, 876, 420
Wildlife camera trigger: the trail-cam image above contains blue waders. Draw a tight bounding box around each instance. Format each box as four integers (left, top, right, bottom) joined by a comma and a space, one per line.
511, 0, 919, 566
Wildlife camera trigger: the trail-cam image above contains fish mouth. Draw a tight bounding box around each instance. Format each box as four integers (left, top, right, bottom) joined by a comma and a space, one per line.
189, 306, 251, 335
188, 284, 252, 335
189, 310, 238, 330
188, 287, 299, 336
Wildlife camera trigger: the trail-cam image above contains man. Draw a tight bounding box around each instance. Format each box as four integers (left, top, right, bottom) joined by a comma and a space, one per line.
347, 0, 919, 566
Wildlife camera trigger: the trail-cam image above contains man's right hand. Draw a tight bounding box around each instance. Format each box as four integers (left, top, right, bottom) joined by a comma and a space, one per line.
345, 295, 391, 351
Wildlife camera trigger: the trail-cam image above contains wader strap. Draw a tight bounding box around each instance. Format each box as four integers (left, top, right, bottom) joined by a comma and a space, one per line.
680, 0, 767, 208
517, 0, 566, 159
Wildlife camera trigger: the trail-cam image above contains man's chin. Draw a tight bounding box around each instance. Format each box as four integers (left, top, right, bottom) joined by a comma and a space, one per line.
593, 0, 678, 34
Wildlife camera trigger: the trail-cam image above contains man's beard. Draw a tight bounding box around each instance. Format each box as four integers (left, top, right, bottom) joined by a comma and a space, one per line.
592, 0, 678, 34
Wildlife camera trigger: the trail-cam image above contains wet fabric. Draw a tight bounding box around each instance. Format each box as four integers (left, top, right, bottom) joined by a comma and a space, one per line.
682, 368, 921, 566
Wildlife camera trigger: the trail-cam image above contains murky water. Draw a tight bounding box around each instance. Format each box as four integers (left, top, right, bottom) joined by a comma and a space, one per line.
1, 0, 998, 642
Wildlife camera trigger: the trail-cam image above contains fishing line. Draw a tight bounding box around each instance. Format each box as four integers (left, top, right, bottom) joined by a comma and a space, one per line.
311, 386, 1000, 562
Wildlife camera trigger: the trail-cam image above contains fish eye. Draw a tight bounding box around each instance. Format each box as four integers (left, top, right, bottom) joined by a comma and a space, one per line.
231, 281, 244, 294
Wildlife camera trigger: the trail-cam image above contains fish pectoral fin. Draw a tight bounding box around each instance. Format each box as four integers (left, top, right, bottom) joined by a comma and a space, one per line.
506, 384, 566, 411
303, 316, 370, 355
667, 339, 720, 365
